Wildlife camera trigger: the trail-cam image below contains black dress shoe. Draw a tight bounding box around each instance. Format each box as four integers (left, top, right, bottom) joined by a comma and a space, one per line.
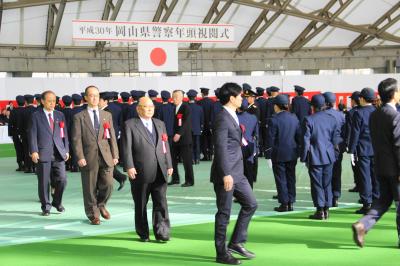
181, 183, 193, 187
117, 176, 127, 191
288, 203, 294, 211
168, 181, 179, 186
349, 186, 359, 193
355, 204, 371, 214
332, 198, 338, 207
272, 195, 278, 199
52, 204, 65, 213
216, 253, 241, 265
308, 209, 325, 220
274, 204, 289, 212
228, 243, 255, 259
41, 210, 50, 216
139, 237, 150, 242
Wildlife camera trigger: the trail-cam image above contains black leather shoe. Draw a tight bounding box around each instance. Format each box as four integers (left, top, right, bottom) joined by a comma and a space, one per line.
349, 186, 359, 193
181, 183, 194, 187
216, 253, 241, 265
332, 198, 338, 207
309, 209, 325, 220
228, 243, 255, 259
117, 175, 127, 191
274, 204, 289, 212
355, 204, 371, 214
41, 210, 50, 216
52, 204, 65, 213
288, 203, 294, 211
168, 181, 179, 186
139, 237, 150, 242
272, 195, 278, 199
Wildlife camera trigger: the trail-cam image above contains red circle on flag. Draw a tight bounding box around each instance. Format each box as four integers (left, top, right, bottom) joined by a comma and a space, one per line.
150, 48, 167, 66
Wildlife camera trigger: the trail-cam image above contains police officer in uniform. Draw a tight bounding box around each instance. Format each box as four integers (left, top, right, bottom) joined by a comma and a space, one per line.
323, 92, 346, 207
70, 93, 85, 172
301, 94, 340, 220
348, 88, 379, 214
22, 94, 37, 173
187, 90, 204, 165
198, 88, 214, 161
148, 89, 162, 119
159, 90, 175, 149
266, 94, 301, 212
291, 85, 311, 123
61, 95, 74, 171
255, 87, 267, 157
120, 92, 132, 123
243, 85, 260, 121
237, 99, 259, 189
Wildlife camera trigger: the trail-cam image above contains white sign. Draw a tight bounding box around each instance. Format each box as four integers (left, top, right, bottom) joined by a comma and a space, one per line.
138, 42, 178, 72
72, 20, 234, 43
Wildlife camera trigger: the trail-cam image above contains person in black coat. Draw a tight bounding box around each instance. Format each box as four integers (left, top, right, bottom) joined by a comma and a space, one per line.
8, 95, 26, 171
61, 95, 74, 171
198, 88, 214, 161
148, 89, 162, 119
159, 90, 175, 149
291, 85, 311, 123
352, 78, 400, 248
187, 90, 204, 164
168, 90, 194, 187
22, 94, 37, 173
255, 87, 267, 156
211, 82, 257, 265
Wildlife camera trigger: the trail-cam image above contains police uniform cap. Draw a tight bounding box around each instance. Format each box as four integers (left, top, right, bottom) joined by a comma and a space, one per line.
34, 94, 42, 100
243, 88, 257, 97
242, 83, 252, 91
187, 89, 198, 97
161, 90, 171, 99
120, 92, 130, 100
294, 85, 305, 92
274, 94, 289, 105
349, 91, 360, 100
100, 91, 111, 100
148, 90, 158, 97
62, 95, 72, 105
200, 87, 209, 94
269, 86, 280, 92
24, 94, 34, 101
256, 87, 265, 96
360, 87, 376, 101
311, 94, 325, 108
137, 91, 146, 98
322, 92, 336, 103
130, 90, 138, 97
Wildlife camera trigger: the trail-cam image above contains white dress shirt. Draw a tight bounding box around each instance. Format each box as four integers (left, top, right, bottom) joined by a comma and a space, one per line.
43, 109, 54, 128
87, 107, 99, 129
140, 117, 153, 133
223, 106, 239, 126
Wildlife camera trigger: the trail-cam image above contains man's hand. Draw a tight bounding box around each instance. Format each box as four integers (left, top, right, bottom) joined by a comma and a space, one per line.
173, 134, 181, 143
64, 153, 69, 162
167, 168, 173, 176
223, 175, 234, 192
31, 152, 39, 164
113, 158, 119, 165
78, 159, 87, 167
127, 168, 137, 180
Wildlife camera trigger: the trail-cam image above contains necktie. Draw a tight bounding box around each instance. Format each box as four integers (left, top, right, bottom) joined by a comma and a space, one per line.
93, 110, 100, 136
48, 113, 54, 133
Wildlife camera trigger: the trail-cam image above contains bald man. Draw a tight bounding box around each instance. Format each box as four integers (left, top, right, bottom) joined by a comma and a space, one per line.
123, 97, 173, 242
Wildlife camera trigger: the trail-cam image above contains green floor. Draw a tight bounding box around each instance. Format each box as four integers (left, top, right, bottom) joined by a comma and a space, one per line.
0, 144, 399, 265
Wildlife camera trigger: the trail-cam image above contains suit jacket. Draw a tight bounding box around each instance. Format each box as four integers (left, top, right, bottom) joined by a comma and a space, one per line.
29, 109, 69, 162
301, 111, 340, 166
266, 111, 301, 162
72, 108, 119, 169
123, 117, 172, 183
348, 105, 375, 157
370, 104, 400, 177
211, 108, 245, 184
8, 107, 24, 136
22, 105, 37, 135
173, 103, 192, 145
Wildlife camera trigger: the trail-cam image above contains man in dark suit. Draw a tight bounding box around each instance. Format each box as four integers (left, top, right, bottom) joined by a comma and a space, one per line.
266, 94, 301, 212
348, 88, 379, 214
8, 95, 26, 171
291, 85, 311, 123
123, 97, 173, 242
187, 89, 204, 164
345, 91, 361, 193
29, 91, 69, 216
168, 90, 194, 187
22, 94, 37, 173
301, 94, 340, 220
352, 78, 400, 248
211, 82, 257, 265
72, 86, 119, 225
198, 88, 214, 161
323, 92, 346, 207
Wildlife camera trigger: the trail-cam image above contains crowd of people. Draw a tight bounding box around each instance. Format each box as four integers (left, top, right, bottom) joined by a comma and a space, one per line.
4, 78, 400, 264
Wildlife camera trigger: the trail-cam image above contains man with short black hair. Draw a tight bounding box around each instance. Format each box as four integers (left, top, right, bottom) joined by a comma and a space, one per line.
352, 78, 400, 248
211, 82, 257, 265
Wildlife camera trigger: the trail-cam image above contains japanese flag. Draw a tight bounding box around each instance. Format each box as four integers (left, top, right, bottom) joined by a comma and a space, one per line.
138, 42, 178, 72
